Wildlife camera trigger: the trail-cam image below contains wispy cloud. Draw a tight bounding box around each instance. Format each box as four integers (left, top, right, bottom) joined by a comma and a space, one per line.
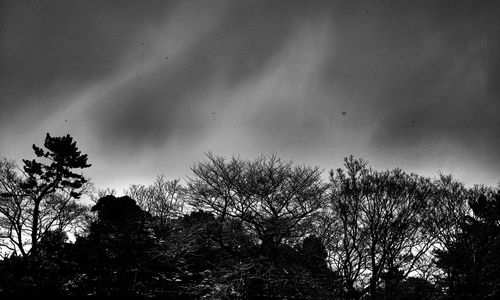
1, 0, 499, 190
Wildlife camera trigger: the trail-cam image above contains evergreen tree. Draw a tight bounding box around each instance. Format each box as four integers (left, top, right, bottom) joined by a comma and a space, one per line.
21, 133, 91, 256
436, 190, 500, 299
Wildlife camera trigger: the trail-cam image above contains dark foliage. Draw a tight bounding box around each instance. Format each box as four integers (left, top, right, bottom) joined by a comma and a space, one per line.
435, 191, 500, 299
0, 195, 341, 298
0, 230, 77, 296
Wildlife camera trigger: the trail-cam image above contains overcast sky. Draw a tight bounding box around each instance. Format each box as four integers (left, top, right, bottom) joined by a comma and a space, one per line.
1, 0, 499, 192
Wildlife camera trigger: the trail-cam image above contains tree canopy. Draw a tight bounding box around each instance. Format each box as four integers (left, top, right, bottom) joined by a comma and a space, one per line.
1, 134, 499, 299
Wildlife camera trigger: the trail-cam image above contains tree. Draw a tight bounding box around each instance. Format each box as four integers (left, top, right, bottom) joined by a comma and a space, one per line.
187, 153, 327, 257
327, 156, 435, 299
72, 197, 248, 298
125, 175, 187, 226
425, 175, 484, 250
0, 158, 29, 256
83, 195, 153, 267
435, 189, 500, 299
69, 195, 159, 296
415, 175, 488, 281
0, 133, 91, 257
1, 157, 90, 258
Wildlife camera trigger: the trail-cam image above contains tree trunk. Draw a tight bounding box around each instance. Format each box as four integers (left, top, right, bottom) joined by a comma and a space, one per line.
370, 276, 377, 300
31, 199, 41, 256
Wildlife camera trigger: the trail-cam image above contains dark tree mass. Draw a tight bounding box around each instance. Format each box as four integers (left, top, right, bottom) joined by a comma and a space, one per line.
0, 133, 498, 299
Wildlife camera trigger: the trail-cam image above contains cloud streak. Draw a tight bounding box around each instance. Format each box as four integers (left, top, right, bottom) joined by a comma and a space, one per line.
1, 0, 499, 189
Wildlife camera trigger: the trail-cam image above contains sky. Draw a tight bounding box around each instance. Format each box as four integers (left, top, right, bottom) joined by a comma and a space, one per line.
1, 0, 499, 193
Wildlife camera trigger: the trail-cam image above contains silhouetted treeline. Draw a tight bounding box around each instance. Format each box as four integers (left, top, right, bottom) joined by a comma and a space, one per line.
0, 134, 499, 299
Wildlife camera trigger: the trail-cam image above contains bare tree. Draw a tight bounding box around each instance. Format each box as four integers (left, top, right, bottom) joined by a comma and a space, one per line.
425, 175, 486, 250
327, 156, 435, 299
125, 175, 187, 225
89, 187, 117, 204
321, 157, 369, 298
0, 158, 30, 256
187, 153, 328, 254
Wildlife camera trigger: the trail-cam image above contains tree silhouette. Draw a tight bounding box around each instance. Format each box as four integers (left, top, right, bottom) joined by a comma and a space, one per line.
188, 153, 327, 258
435, 190, 500, 299
0, 134, 90, 257
125, 175, 187, 226
70, 195, 158, 296
327, 156, 435, 299
2, 147, 498, 298
21, 133, 91, 256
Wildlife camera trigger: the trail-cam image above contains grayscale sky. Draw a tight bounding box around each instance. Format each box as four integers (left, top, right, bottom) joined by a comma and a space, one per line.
1, 0, 499, 192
